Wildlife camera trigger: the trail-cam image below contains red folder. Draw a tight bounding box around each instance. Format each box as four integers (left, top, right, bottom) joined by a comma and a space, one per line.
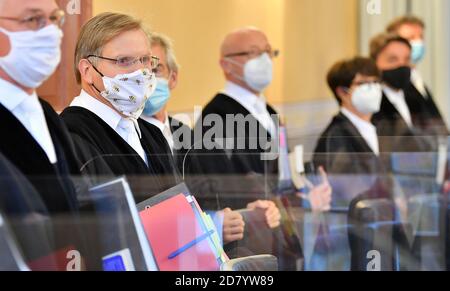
139, 194, 220, 271
27, 246, 84, 271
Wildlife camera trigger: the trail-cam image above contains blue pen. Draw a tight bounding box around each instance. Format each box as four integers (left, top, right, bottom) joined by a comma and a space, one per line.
168, 230, 215, 260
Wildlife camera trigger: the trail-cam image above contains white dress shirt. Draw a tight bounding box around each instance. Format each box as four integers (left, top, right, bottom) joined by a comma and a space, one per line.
341, 108, 380, 156
141, 114, 174, 153
383, 86, 413, 128
70, 90, 148, 165
411, 69, 428, 98
0, 78, 58, 164
222, 81, 277, 137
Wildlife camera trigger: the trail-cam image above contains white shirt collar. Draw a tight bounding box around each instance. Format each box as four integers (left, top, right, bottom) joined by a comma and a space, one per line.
70, 90, 142, 138
341, 107, 379, 155
222, 81, 266, 111
0, 78, 34, 110
411, 68, 428, 97
382, 85, 413, 128
141, 113, 170, 133
0, 78, 58, 164
222, 81, 277, 136
383, 85, 405, 101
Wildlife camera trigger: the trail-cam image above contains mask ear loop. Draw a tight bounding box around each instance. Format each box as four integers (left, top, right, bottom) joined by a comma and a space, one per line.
87, 59, 105, 94
342, 86, 351, 94
223, 57, 246, 83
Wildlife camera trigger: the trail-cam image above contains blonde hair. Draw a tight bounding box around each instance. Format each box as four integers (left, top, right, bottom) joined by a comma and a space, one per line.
74, 12, 150, 84
150, 32, 180, 73
386, 15, 425, 33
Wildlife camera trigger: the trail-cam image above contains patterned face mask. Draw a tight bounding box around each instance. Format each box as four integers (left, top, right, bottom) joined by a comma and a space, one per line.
92, 67, 157, 119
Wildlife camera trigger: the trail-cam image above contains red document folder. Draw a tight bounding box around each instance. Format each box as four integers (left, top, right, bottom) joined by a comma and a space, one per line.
27, 246, 82, 271
139, 194, 220, 271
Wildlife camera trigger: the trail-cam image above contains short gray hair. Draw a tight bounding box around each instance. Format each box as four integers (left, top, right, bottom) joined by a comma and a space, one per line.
150, 33, 180, 73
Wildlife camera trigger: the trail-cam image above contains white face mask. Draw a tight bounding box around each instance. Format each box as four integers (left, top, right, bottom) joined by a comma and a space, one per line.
351, 83, 382, 115
93, 68, 157, 119
0, 25, 63, 89
227, 52, 273, 93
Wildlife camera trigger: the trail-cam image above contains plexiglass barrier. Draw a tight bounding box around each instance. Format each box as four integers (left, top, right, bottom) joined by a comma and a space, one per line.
0, 136, 449, 271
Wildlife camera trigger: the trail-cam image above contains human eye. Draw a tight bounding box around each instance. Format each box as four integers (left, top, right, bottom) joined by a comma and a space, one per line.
116, 56, 135, 67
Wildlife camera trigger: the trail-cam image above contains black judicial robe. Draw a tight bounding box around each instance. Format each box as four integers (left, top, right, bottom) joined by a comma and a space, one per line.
194, 93, 301, 271
167, 116, 237, 210
312, 114, 412, 271
61, 106, 179, 203
372, 92, 434, 153
0, 100, 80, 213
191, 93, 281, 208
0, 100, 88, 268
313, 112, 384, 176
403, 82, 449, 137
0, 152, 57, 264
313, 112, 386, 206
197, 93, 279, 176
168, 116, 196, 174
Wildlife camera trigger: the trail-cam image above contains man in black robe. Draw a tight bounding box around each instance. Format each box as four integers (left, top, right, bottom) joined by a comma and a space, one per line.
0, 0, 87, 267
61, 13, 178, 203
0, 152, 57, 268
192, 27, 333, 270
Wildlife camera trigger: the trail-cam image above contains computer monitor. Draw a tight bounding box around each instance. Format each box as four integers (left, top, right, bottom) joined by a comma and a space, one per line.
0, 213, 29, 271
82, 177, 158, 271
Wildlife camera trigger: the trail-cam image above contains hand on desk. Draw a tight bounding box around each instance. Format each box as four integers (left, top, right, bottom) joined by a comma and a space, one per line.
246, 200, 281, 229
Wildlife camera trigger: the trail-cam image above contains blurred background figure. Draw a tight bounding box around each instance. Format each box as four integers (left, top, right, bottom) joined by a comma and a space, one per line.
370, 33, 432, 153
314, 57, 384, 203
386, 15, 448, 136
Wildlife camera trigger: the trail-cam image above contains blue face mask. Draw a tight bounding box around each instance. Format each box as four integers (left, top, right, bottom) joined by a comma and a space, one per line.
143, 78, 171, 117
411, 40, 425, 64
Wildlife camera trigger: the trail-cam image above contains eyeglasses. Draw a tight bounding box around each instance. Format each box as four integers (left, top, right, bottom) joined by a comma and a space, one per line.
225, 48, 280, 59
87, 55, 160, 70
0, 9, 65, 31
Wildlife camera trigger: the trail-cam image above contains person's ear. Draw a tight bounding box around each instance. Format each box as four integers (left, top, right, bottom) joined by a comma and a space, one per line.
168, 70, 178, 90
220, 58, 233, 74
0, 30, 11, 57
78, 59, 95, 85
336, 86, 351, 103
